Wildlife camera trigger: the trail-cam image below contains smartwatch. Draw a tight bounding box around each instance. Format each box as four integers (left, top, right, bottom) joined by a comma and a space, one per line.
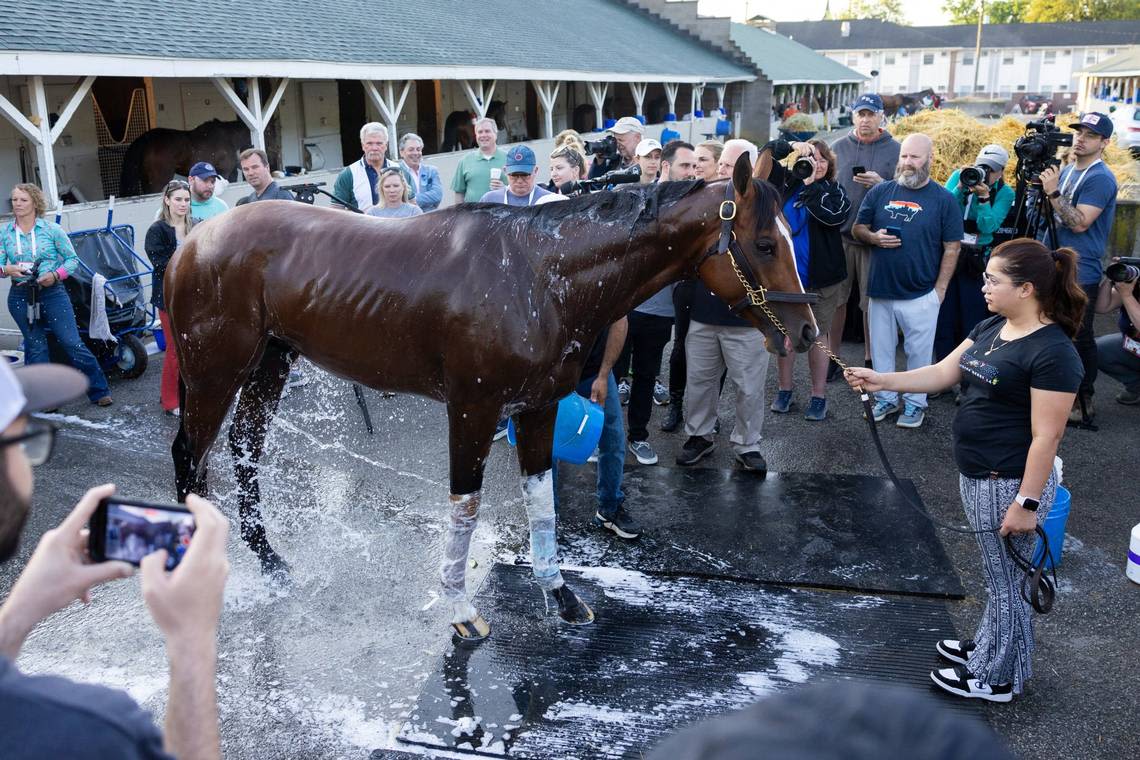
1048, 189, 1061, 199
1015, 494, 1040, 512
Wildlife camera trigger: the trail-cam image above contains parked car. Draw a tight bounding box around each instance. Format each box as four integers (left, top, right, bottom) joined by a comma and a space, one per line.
1109, 104, 1140, 156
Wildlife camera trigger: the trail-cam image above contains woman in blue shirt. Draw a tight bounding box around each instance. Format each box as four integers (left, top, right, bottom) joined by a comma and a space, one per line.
1, 184, 111, 405
936, 145, 1016, 363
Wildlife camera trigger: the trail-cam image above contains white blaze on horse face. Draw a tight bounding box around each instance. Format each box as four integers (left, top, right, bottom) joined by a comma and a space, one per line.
441, 491, 481, 623
521, 471, 564, 591
774, 216, 819, 334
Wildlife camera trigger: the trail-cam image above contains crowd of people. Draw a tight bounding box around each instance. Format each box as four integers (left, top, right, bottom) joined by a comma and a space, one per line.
0, 89, 1136, 754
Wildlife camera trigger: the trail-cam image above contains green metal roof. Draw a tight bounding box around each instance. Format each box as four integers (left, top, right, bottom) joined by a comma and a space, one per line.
730, 23, 865, 85
3, 0, 754, 81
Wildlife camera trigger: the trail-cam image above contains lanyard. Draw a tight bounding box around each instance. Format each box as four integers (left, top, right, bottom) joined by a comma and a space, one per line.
963, 192, 974, 221
11, 222, 36, 261
506, 187, 536, 206
1059, 159, 1101, 199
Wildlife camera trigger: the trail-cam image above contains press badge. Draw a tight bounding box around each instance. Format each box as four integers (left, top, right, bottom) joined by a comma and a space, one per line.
1124, 334, 1140, 359
961, 233, 978, 246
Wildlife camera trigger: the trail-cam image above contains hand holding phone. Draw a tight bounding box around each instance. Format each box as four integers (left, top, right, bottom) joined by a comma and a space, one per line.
851, 165, 866, 176
89, 496, 197, 570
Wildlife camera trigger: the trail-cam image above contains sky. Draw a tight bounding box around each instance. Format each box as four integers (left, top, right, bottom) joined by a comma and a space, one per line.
697, 0, 952, 26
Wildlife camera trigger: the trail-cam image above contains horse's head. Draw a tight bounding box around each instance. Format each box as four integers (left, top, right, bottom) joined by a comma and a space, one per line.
695, 154, 818, 355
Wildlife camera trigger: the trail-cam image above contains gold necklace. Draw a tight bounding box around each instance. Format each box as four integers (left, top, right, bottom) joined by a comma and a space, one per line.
985, 325, 1014, 356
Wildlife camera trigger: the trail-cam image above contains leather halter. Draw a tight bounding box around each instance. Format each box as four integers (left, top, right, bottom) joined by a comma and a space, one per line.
696, 181, 820, 315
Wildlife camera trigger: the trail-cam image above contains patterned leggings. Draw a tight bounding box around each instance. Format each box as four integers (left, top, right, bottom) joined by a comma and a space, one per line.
960, 472, 1057, 694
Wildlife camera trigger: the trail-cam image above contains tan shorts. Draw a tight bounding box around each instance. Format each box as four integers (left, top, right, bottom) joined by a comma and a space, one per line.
809, 281, 844, 338
839, 238, 873, 312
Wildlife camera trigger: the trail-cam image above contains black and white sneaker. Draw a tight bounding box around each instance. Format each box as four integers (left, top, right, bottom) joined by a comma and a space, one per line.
676, 435, 715, 466
594, 505, 640, 539
930, 665, 1012, 703
936, 638, 976, 666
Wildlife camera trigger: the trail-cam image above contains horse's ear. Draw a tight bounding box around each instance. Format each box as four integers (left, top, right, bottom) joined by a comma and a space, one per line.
732, 152, 753, 197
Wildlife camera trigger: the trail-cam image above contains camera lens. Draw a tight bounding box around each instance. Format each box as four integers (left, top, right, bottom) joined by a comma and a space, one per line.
791, 157, 815, 180
960, 166, 985, 187
1106, 262, 1140, 283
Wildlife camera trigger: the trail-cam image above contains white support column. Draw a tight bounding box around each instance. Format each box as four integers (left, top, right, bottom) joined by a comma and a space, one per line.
460, 79, 496, 120
49, 75, 96, 144
29, 77, 59, 211
212, 77, 259, 132
714, 84, 726, 113
586, 82, 608, 130
533, 80, 561, 138
629, 82, 647, 119
691, 82, 705, 116
364, 79, 412, 159
246, 77, 264, 151
663, 82, 679, 118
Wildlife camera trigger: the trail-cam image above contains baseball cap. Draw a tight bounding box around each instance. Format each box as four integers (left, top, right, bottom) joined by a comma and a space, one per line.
851, 93, 884, 114
609, 116, 646, 136
635, 138, 663, 157
504, 145, 537, 174
189, 161, 222, 179
975, 144, 1010, 172
0, 362, 88, 432
1070, 112, 1113, 139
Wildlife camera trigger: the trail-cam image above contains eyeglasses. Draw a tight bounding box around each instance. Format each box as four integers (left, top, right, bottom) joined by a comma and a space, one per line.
0, 421, 58, 466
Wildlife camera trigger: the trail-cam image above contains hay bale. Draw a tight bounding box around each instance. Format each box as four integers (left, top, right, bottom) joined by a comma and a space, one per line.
887, 109, 1138, 188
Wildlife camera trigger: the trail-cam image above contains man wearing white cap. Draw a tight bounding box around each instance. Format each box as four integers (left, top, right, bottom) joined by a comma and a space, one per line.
0, 361, 230, 759
588, 116, 644, 178
937, 144, 1016, 363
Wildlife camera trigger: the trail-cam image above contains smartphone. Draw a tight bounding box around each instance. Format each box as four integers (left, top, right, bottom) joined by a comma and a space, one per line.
852, 166, 866, 176
884, 226, 903, 239
88, 497, 196, 570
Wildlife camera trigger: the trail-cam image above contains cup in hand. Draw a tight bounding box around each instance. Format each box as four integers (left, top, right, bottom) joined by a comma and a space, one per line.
490, 168, 502, 181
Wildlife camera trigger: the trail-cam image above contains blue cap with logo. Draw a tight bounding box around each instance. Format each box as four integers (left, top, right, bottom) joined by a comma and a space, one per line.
504, 145, 537, 174
1070, 112, 1113, 139
189, 161, 222, 179
851, 93, 884, 114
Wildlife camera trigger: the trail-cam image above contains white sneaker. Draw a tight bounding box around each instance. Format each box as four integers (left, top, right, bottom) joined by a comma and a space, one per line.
587, 448, 599, 464
930, 665, 1012, 703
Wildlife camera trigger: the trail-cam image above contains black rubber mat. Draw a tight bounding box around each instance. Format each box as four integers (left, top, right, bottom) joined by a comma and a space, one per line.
556, 465, 965, 598
394, 564, 979, 759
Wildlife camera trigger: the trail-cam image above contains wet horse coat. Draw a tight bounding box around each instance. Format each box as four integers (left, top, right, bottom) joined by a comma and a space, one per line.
165, 156, 817, 635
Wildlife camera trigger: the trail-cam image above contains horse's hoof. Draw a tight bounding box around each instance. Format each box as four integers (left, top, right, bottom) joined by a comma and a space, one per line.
552, 584, 595, 626
259, 551, 292, 588
452, 614, 491, 642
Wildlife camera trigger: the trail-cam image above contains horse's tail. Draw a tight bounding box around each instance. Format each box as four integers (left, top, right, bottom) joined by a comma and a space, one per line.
118, 132, 150, 196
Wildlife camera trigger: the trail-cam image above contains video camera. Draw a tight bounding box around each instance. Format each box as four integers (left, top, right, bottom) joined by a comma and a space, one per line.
559, 165, 643, 196
1106, 257, 1140, 284
1013, 118, 1072, 181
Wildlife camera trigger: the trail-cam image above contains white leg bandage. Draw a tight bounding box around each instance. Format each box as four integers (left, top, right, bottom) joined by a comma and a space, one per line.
521, 471, 564, 591
440, 491, 481, 622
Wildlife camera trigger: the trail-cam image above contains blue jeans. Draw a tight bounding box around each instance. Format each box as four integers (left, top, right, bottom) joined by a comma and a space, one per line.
552, 371, 625, 519
8, 283, 110, 402
1096, 332, 1140, 393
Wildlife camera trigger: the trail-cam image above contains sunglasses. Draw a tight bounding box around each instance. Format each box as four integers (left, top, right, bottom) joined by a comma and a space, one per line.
0, 421, 58, 467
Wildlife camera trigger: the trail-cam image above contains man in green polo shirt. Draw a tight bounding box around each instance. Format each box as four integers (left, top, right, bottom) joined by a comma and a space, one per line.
451, 117, 507, 204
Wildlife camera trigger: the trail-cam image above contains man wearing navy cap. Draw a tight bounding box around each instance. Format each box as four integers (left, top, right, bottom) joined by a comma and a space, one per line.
479, 145, 552, 206
187, 161, 228, 220
829, 93, 901, 376
1038, 112, 1118, 421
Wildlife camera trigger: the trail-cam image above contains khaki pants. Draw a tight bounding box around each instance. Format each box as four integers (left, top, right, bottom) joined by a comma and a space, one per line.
839, 238, 873, 313
683, 321, 769, 454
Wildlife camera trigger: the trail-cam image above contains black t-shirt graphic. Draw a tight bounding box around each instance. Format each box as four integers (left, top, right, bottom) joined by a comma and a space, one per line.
953, 315, 1083, 478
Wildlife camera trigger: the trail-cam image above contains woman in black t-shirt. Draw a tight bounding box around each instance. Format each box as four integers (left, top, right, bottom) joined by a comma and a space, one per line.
845, 239, 1085, 703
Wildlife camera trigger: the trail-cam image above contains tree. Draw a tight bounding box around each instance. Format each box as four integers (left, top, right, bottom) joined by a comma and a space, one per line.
1024, 0, 1140, 21
839, 0, 907, 25
942, 0, 1031, 24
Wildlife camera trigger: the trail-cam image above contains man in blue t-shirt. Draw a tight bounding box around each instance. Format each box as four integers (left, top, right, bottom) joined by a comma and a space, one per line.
853, 133, 964, 429
1038, 112, 1118, 420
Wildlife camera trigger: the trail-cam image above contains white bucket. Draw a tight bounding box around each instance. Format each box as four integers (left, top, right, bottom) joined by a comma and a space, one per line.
1, 350, 23, 369
1128, 523, 1140, 585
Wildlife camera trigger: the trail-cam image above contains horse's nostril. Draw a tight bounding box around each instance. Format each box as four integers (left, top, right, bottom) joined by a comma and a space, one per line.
801, 323, 817, 345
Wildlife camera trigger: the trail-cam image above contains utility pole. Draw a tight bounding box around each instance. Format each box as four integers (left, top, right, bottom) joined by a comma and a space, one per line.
972, 0, 984, 96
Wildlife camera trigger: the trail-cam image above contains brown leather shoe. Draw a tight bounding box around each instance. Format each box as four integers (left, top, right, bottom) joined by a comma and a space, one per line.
95, 396, 113, 407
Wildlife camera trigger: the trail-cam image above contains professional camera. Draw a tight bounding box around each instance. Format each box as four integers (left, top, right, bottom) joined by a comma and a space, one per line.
583, 134, 619, 160
1106, 257, 1140, 283
959, 165, 988, 188
791, 155, 816, 180
1013, 118, 1072, 180
559, 165, 642, 196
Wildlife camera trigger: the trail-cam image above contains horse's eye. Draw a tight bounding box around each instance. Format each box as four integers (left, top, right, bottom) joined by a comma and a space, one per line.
754, 239, 776, 257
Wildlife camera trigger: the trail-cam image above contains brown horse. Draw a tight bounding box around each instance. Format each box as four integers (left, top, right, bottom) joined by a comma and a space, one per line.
165, 155, 817, 639
118, 119, 255, 196
880, 89, 941, 119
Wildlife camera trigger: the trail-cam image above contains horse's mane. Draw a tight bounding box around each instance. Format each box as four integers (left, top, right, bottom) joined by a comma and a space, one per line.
749, 177, 782, 234
463, 179, 708, 231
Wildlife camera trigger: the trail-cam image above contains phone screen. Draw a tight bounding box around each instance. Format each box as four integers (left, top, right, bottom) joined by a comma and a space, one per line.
852, 166, 866, 176
92, 498, 196, 570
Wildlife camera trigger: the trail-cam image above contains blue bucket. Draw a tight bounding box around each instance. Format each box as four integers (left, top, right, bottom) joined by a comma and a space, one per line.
153, 328, 166, 352
506, 393, 604, 465
1033, 486, 1071, 569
